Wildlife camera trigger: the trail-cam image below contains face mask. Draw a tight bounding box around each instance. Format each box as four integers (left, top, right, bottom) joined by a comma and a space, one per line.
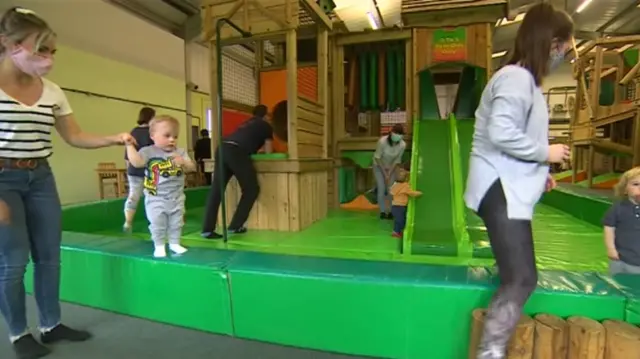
10, 47, 53, 77
548, 50, 564, 73
390, 133, 402, 143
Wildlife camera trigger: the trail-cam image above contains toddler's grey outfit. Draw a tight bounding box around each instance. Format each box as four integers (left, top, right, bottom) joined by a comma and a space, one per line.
138, 146, 191, 246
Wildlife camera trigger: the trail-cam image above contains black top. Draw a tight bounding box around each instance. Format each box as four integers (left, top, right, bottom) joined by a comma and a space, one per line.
603, 199, 640, 266
194, 137, 211, 162
124, 126, 154, 177
223, 117, 273, 155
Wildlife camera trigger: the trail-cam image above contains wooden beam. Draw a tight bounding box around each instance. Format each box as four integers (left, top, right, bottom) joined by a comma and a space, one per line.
599, 67, 617, 79
286, 28, 298, 159
591, 46, 603, 119
208, 43, 220, 153
331, 40, 344, 208
335, 29, 411, 46
596, 35, 640, 47
299, 0, 332, 30
249, 0, 288, 29
317, 26, 329, 158
620, 60, 640, 86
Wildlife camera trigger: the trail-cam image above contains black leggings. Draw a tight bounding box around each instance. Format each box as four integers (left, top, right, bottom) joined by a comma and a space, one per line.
475, 180, 538, 359
202, 143, 260, 233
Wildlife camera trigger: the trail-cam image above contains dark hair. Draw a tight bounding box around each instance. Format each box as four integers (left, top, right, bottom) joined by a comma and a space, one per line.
271, 100, 288, 141
253, 104, 268, 117
386, 123, 405, 146
0, 7, 54, 56
137, 107, 155, 125
200, 129, 209, 137
506, 2, 573, 86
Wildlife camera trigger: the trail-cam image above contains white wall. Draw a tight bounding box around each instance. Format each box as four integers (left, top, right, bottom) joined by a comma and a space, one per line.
543, 63, 577, 121
4, 0, 185, 81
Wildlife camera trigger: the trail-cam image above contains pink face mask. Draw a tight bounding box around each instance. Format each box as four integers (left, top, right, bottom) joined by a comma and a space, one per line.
10, 47, 53, 77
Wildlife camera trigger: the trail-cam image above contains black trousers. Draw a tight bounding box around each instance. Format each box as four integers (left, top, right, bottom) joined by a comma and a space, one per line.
475, 180, 538, 359
202, 143, 259, 233
198, 161, 212, 186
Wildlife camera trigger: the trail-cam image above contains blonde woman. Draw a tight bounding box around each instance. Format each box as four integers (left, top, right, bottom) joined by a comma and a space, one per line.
603, 167, 640, 275
0, 7, 134, 358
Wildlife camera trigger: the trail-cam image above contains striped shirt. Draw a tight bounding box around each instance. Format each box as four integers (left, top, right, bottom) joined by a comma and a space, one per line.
0, 78, 72, 159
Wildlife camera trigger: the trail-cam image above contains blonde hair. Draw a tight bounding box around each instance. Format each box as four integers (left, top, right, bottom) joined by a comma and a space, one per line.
0, 7, 55, 56
614, 167, 640, 197
150, 115, 180, 133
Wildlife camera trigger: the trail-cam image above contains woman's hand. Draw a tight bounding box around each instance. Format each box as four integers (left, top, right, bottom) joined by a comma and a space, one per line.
547, 144, 570, 164
545, 175, 557, 192
607, 248, 620, 261
112, 133, 137, 146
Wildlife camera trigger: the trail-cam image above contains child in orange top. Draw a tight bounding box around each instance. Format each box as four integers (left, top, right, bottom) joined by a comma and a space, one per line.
389, 168, 422, 238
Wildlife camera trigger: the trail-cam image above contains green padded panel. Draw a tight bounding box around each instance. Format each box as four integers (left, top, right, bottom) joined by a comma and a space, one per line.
540, 187, 611, 227
456, 119, 474, 183
228, 251, 493, 359
599, 274, 640, 324
26, 233, 235, 335
62, 188, 209, 233
227, 252, 625, 359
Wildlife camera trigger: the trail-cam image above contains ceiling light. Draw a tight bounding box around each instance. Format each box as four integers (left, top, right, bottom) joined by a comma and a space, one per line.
576, 0, 593, 13
366, 11, 378, 30
492, 51, 507, 58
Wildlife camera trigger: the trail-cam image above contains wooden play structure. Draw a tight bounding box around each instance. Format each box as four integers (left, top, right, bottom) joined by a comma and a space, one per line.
200, 0, 332, 231
332, 2, 501, 209
469, 309, 640, 358
569, 35, 640, 188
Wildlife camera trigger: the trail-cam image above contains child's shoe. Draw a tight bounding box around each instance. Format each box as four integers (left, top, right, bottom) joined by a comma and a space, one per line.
122, 223, 132, 233
169, 243, 188, 255
392, 232, 402, 239
153, 245, 167, 258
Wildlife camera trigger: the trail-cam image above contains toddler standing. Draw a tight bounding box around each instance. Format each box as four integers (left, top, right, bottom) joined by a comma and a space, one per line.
389, 168, 422, 238
603, 167, 640, 275
126, 115, 196, 258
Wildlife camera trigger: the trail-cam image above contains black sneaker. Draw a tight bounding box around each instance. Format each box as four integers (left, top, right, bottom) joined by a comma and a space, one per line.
201, 232, 223, 239
228, 227, 247, 234
40, 324, 91, 344
13, 334, 51, 359
379, 213, 386, 219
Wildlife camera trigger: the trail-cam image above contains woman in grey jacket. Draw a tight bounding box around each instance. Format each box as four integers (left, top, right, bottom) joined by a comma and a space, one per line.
464, 3, 574, 358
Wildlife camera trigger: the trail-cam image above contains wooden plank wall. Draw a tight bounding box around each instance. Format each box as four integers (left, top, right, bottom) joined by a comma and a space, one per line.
220, 171, 328, 231
413, 24, 491, 72
297, 95, 325, 157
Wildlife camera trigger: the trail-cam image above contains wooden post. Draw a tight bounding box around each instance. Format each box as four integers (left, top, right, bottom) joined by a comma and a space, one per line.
567, 316, 605, 359
633, 112, 640, 166
286, 27, 298, 159
405, 38, 413, 134
533, 314, 568, 359
317, 26, 329, 158
587, 145, 595, 188
209, 42, 220, 152
255, 40, 264, 107
603, 320, 640, 359
331, 43, 345, 208
591, 47, 603, 119
469, 309, 486, 359
507, 314, 535, 359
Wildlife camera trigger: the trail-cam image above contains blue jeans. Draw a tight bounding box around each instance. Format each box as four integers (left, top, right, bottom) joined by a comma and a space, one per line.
0, 161, 62, 336
391, 205, 407, 233
373, 165, 396, 213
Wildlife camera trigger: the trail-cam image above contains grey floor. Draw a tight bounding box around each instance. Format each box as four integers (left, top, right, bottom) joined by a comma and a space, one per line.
0, 297, 369, 359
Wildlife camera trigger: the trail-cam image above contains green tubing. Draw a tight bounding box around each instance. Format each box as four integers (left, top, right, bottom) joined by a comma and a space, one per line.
387, 49, 397, 110
369, 52, 378, 110
359, 53, 368, 109
396, 47, 405, 110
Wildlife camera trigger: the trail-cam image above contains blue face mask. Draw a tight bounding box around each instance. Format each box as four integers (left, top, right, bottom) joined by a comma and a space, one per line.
390, 133, 402, 143
548, 50, 565, 72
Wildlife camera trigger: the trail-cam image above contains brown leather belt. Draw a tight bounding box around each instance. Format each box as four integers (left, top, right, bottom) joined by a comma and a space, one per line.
0, 158, 44, 170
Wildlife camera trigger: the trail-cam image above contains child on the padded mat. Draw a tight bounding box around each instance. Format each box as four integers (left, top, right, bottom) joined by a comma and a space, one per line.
389, 167, 422, 238
603, 167, 640, 275
125, 115, 197, 258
